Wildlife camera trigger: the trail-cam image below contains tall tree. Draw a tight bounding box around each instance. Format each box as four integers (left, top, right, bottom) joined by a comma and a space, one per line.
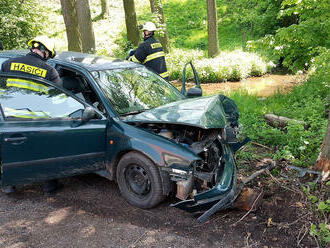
123, 0, 140, 46
101, 0, 110, 18
76, 0, 96, 53
151, 0, 170, 53
60, 0, 82, 52
149, 0, 155, 13
206, 0, 220, 57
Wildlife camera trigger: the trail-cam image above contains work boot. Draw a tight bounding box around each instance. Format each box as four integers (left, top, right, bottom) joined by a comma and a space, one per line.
42, 179, 63, 196
2, 185, 16, 194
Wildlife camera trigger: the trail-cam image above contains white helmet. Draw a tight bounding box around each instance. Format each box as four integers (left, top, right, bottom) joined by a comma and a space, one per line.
140, 22, 157, 32
28, 36, 56, 58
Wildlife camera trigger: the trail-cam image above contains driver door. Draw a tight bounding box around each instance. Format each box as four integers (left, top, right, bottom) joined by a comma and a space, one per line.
0, 75, 107, 186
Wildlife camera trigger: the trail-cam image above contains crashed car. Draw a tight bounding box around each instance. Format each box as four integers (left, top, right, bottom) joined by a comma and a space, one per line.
0, 51, 248, 222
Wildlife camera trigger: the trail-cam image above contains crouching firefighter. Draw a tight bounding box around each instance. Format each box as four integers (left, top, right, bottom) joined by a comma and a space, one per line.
1, 36, 63, 195
1, 36, 61, 86
127, 22, 169, 81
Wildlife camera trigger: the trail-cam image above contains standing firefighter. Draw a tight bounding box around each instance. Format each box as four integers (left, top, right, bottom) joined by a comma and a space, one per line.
1, 36, 61, 85
128, 22, 169, 81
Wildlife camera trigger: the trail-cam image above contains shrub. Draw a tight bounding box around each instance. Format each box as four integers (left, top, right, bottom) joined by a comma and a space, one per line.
0, 0, 45, 49
167, 49, 271, 82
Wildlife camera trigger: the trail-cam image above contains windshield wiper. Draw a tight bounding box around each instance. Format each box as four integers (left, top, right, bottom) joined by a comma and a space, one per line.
120, 109, 149, 116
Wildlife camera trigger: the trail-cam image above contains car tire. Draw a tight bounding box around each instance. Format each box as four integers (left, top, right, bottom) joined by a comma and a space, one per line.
116, 152, 165, 209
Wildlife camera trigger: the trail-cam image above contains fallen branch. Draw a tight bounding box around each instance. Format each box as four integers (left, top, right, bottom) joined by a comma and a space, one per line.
242, 159, 276, 185
264, 114, 309, 129
266, 171, 301, 194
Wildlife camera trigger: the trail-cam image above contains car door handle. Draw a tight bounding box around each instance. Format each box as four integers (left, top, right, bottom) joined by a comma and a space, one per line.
4, 137, 27, 142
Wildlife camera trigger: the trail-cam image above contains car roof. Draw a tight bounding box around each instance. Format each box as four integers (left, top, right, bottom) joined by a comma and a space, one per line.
0, 50, 142, 71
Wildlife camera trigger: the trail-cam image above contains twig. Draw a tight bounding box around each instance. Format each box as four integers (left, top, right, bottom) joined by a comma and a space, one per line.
251, 141, 272, 150
313, 235, 320, 248
129, 230, 148, 248
232, 190, 264, 226
242, 160, 276, 185
245, 232, 251, 248
297, 224, 308, 247
266, 171, 301, 194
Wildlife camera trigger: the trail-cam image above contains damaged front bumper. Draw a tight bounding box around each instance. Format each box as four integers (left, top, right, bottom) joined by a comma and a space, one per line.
166, 137, 249, 223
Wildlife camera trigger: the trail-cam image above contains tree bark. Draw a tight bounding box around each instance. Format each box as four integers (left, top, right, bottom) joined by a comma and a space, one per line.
100, 0, 109, 18
76, 0, 96, 53
206, 0, 220, 57
314, 112, 330, 180
149, 0, 155, 12
264, 114, 308, 129
123, 0, 140, 46
60, 0, 82, 52
152, 0, 170, 53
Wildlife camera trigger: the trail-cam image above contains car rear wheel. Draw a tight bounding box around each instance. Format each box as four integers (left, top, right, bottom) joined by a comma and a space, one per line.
116, 152, 165, 209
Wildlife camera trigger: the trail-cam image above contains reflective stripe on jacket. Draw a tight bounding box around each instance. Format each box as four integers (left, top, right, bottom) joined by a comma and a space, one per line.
128, 36, 169, 81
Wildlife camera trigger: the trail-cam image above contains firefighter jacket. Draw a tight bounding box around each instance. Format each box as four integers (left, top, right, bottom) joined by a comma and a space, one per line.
1, 52, 62, 85
128, 36, 169, 81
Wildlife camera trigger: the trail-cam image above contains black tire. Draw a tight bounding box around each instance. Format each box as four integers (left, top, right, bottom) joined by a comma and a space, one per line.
116, 152, 165, 209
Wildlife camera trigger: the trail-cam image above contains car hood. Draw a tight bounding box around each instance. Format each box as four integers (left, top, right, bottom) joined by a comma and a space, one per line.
123, 94, 230, 129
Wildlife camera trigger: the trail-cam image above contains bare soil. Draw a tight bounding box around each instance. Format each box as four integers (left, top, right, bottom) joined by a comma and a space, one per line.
0, 159, 316, 248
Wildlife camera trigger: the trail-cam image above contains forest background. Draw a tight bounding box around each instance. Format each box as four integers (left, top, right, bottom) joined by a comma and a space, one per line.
0, 0, 329, 245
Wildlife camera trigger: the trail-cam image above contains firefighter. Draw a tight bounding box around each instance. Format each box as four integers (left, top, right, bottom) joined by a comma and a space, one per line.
1, 36, 62, 195
1, 36, 62, 86
128, 22, 169, 81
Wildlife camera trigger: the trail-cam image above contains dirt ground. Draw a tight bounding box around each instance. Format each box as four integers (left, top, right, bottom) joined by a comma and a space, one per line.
0, 161, 316, 248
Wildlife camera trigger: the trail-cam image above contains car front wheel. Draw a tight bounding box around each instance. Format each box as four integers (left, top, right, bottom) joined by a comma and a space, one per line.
116, 152, 165, 209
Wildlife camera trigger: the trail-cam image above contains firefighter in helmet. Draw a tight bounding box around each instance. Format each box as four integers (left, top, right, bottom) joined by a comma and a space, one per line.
1, 36, 62, 195
1, 36, 62, 85
128, 22, 169, 81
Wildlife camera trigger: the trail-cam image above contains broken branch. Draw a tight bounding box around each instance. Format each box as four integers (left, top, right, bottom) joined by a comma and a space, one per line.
264, 114, 309, 129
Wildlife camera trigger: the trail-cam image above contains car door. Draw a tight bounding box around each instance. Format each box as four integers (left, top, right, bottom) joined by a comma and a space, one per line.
0, 74, 108, 186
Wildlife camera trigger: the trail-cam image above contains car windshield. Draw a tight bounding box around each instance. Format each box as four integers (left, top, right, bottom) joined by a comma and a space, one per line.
93, 67, 185, 115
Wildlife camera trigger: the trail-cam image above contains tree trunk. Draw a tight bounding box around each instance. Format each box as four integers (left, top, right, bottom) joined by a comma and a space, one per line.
149, 0, 155, 12
60, 0, 82, 52
206, 0, 220, 57
76, 0, 96, 53
100, 0, 109, 18
264, 114, 309, 129
123, 0, 140, 46
152, 0, 170, 53
314, 112, 330, 180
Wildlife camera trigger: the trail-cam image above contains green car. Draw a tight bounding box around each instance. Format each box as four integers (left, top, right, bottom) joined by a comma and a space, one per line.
0, 51, 247, 222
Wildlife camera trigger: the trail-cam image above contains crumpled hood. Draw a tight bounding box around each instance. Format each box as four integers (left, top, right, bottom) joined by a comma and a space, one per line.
123, 94, 233, 129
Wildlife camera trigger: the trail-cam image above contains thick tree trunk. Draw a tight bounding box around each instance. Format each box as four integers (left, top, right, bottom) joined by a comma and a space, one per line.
60, 0, 82, 52
123, 0, 140, 46
206, 0, 220, 57
76, 0, 96, 53
152, 0, 170, 53
314, 113, 330, 180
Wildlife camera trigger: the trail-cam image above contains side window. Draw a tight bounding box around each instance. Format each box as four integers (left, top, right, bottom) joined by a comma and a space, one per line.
0, 76, 85, 120
0, 58, 9, 70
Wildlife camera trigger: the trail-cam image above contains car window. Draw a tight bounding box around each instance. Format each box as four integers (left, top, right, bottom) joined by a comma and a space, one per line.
94, 67, 184, 115
0, 57, 9, 70
0, 76, 85, 120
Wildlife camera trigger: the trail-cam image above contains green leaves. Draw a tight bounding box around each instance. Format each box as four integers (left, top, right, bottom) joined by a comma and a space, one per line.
0, 0, 45, 50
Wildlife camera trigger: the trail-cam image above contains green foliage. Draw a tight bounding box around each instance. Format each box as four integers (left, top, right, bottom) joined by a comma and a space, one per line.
167, 49, 272, 82
0, 0, 45, 49
248, 0, 330, 71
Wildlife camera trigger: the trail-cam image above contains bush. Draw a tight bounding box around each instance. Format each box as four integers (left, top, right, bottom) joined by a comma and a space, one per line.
0, 0, 45, 49
167, 49, 272, 82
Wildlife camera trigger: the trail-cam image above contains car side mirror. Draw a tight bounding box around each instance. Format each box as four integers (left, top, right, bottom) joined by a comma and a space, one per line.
186, 87, 202, 98
81, 107, 96, 123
